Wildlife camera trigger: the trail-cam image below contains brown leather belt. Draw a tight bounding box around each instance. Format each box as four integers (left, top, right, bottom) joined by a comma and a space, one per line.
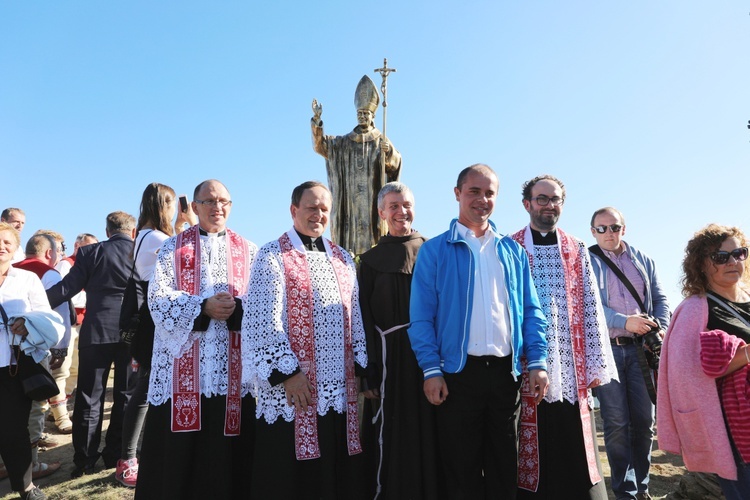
611, 336, 636, 346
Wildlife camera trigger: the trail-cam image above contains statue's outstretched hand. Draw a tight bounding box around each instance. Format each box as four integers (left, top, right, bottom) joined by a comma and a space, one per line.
312, 99, 322, 121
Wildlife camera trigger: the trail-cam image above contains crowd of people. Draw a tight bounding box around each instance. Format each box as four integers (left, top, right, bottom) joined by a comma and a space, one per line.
0, 167, 748, 500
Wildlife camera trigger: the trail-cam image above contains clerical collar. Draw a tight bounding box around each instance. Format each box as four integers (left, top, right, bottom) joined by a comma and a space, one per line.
295, 230, 325, 252
199, 227, 226, 237
530, 228, 558, 245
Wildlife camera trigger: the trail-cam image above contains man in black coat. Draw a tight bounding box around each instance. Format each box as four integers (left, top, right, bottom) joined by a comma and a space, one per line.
47, 211, 137, 478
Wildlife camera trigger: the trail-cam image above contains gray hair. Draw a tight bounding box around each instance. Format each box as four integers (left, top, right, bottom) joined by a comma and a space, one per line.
106, 211, 136, 234
377, 182, 414, 210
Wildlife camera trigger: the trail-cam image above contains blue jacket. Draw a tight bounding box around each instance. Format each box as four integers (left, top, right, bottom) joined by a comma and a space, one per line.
589, 242, 670, 331
408, 219, 548, 380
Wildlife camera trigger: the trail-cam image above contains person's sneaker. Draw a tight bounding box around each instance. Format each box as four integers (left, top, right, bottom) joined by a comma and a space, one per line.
31, 461, 61, 480
36, 434, 59, 450
20, 486, 46, 500
114, 458, 138, 488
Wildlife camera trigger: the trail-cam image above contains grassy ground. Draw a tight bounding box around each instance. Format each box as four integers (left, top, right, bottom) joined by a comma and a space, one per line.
0, 388, 687, 500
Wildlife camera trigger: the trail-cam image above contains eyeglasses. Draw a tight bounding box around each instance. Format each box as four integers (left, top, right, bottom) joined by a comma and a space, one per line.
530, 195, 564, 207
709, 247, 749, 265
592, 224, 623, 234
195, 199, 232, 208
60, 242, 67, 253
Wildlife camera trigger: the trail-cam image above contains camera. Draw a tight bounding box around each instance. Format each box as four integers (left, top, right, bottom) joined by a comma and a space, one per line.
640, 315, 662, 370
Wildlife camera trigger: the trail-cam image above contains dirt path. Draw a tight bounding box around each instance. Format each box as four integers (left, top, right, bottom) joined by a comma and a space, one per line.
1, 393, 689, 500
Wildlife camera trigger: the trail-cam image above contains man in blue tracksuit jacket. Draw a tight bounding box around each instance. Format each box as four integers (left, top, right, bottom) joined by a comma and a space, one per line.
408, 164, 548, 499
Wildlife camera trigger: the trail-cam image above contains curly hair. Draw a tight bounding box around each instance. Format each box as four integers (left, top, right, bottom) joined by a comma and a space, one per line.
681, 223, 750, 297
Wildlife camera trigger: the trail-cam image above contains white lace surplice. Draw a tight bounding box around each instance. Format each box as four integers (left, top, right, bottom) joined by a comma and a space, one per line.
242, 238, 368, 424
531, 243, 617, 405
147, 233, 258, 406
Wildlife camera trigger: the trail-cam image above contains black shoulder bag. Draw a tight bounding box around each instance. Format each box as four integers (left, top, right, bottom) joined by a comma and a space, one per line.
119, 230, 151, 345
1, 303, 60, 401
589, 245, 659, 404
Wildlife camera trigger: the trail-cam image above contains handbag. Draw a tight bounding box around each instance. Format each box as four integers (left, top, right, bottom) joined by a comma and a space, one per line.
119, 230, 151, 344
1, 303, 59, 401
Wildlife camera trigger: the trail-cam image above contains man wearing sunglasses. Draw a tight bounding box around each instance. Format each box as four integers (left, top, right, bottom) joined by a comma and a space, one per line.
588, 207, 670, 500
512, 174, 617, 499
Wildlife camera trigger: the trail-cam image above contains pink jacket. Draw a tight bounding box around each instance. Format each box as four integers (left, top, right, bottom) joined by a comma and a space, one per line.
657, 295, 737, 480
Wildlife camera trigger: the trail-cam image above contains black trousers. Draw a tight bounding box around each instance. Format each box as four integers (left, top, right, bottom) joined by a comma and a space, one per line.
136, 395, 256, 499
516, 400, 608, 500
0, 370, 33, 492
252, 411, 371, 500
437, 355, 521, 500
72, 342, 133, 468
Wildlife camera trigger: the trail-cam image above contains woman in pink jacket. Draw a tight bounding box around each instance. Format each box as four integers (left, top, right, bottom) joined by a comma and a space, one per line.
658, 224, 750, 500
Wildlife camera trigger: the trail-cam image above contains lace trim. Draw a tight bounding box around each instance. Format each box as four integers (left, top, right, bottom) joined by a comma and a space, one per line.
243, 241, 367, 424
147, 234, 258, 406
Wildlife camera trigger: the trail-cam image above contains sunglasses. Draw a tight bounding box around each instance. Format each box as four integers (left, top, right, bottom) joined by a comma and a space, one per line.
592, 224, 623, 234
709, 247, 749, 265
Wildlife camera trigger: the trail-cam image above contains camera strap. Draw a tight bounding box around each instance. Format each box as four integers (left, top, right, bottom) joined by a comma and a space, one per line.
589, 245, 647, 312
589, 245, 657, 404
129, 229, 153, 280
706, 292, 750, 329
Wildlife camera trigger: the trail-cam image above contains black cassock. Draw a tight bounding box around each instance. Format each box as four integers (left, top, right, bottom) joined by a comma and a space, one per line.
359, 231, 443, 500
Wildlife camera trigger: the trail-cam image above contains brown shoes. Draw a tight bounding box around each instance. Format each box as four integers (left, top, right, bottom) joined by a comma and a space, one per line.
31, 461, 61, 480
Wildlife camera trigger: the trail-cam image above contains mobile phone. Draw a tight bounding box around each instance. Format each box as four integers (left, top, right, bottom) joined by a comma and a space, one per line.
179, 195, 189, 213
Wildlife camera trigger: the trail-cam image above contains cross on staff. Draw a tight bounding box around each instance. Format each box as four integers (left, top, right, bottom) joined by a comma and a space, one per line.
374, 58, 396, 140
374, 58, 397, 238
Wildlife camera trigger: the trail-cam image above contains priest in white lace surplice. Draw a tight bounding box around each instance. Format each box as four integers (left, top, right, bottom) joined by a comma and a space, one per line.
244, 181, 370, 500
135, 180, 258, 500
513, 175, 617, 500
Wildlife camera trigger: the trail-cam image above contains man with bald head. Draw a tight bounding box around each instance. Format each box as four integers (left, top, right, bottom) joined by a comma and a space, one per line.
589, 207, 669, 500
135, 180, 258, 499
409, 164, 548, 499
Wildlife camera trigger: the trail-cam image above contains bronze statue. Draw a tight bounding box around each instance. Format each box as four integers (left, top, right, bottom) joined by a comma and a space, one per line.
311, 73, 401, 255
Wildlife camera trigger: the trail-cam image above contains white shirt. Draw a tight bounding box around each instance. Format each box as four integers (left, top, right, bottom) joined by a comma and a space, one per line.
0, 267, 52, 367
40, 269, 71, 350
11, 247, 25, 264
135, 229, 169, 282
57, 258, 86, 309
456, 222, 512, 357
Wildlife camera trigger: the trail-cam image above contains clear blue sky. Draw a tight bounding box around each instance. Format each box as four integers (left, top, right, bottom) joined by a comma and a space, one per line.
1, 2, 748, 308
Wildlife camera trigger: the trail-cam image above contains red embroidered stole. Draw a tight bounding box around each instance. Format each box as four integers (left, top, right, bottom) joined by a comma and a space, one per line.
278, 232, 362, 460
171, 225, 249, 435
512, 227, 601, 491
